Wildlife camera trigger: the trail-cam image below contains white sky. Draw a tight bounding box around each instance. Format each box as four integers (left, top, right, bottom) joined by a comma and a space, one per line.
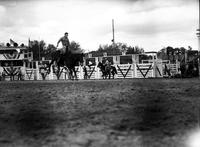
0, 0, 199, 52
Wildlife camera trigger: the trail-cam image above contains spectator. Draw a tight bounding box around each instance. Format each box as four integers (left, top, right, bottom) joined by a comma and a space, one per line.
83, 66, 88, 79
17, 67, 23, 80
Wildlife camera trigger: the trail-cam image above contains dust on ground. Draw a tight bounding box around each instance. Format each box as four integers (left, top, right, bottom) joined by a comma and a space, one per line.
0, 78, 200, 147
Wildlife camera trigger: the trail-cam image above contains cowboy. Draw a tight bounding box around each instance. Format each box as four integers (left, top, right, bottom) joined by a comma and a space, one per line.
103, 59, 110, 67
105, 59, 110, 65
56, 32, 70, 54
104, 59, 111, 72
56, 32, 70, 63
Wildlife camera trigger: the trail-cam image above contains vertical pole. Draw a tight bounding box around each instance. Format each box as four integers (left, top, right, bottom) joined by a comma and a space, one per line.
198, 0, 200, 128
197, 0, 200, 77
153, 54, 156, 77
36, 61, 40, 80
112, 19, 115, 44
39, 40, 41, 61
197, 0, 200, 129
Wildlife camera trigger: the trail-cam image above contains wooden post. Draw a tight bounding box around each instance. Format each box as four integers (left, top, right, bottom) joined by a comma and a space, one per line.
36, 61, 40, 80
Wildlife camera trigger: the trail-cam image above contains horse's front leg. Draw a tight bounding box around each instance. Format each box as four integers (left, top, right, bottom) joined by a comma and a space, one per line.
101, 72, 105, 79
103, 72, 106, 79
109, 72, 111, 79
105, 73, 108, 79
73, 68, 78, 80
68, 69, 72, 80
48, 60, 54, 73
56, 65, 61, 80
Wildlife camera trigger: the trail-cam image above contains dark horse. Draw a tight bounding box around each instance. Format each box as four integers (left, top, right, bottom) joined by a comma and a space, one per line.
97, 62, 117, 79
48, 50, 84, 80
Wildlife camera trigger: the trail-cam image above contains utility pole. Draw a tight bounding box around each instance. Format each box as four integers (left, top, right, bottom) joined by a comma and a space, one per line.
112, 19, 115, 44
39, 40, 41, 61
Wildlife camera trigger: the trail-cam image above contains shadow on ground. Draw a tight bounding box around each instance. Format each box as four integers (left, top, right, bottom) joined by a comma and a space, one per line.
112, 87, 197, 137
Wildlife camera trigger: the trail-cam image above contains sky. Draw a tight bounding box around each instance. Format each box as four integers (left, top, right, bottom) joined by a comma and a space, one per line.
0, 0, 199, 52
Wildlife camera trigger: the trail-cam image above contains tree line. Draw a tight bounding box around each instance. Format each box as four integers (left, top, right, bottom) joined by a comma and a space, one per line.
28, 40, 83, 60
28, 41, 145, 60
20, 41, 200, 64
1, 39, 197, 64
88, 42, 145, 57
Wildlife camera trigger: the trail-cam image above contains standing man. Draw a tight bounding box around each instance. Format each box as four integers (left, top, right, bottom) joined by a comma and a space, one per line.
56, 32, 70, 54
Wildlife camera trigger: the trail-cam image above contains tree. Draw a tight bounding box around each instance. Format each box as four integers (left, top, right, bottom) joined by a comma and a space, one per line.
29, 40, 46, 61
89, 42, 132, 57
70, 41, 85, 53
29, 40, 84, 60
157, 46, 189, 63
44, 44, 56, 60
87, 42, 145, 57
126, 46, 144, 54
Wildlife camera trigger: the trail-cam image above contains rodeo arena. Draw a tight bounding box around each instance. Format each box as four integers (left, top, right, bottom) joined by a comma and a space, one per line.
0, 41, 196, 81
1, 39, 200, 147
1, 0, 200, 146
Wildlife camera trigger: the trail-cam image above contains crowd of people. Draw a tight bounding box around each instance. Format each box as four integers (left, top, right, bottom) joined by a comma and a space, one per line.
0, 67, 23, 81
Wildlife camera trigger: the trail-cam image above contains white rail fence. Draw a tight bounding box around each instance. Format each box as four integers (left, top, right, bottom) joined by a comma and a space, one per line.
21, 62, 179, 80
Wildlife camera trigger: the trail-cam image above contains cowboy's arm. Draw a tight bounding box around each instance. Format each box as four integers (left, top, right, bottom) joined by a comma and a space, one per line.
57, 38, 62, 47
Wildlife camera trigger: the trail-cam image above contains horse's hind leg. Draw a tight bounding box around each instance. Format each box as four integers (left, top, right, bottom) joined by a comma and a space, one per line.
68, 70, 73, 80
56, 66, 61, 80
48, 60, 54, 73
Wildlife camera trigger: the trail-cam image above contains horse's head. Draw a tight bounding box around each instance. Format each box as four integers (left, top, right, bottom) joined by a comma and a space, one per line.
65, 52, 84, 67
79, 53, 84, 64
97, 62, 102, 68
77, 53, 84, 66
51, 50, 60, 60
75, 53, 84, 66
97, 62, 105, 70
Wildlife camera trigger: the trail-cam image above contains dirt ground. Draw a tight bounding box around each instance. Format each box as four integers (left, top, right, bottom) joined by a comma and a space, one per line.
0, 78, 200, 147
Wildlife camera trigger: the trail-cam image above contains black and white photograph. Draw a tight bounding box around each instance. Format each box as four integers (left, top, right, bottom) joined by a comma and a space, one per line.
0, 0, 200, 146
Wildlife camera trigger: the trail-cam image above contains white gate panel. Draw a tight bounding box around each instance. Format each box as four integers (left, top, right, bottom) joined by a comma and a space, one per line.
136, 64, 154, 78
116, 64, 134, 79
155, 63, 163, 78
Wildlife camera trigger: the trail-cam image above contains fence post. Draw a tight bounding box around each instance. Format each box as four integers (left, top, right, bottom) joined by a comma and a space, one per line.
49, 65, 54, 80
131, 64, 134, 78
35, 61, 40, 80
79, 66, 84, 79
134, 63, 137, 78
22, 61, 26, 80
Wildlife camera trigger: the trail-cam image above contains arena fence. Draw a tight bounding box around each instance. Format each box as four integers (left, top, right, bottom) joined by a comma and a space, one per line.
18, 61, 179, 80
